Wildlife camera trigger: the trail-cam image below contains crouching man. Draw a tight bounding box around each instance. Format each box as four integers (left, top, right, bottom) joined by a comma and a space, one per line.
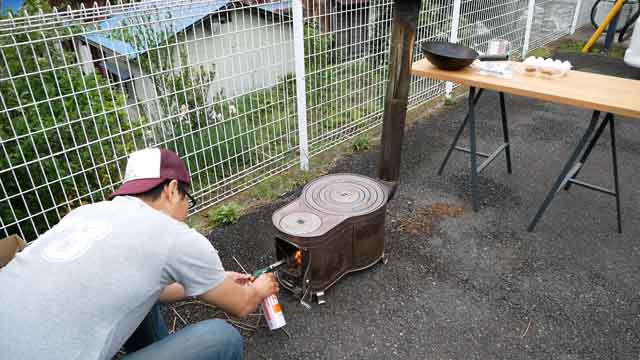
0, 148, 278, 360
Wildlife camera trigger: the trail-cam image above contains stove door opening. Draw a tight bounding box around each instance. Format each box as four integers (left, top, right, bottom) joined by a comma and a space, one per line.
275, 238, 306, 296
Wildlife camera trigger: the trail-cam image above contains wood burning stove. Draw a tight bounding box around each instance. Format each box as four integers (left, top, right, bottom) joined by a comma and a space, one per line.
272, 173, 393, 304
270, 0, 421, 305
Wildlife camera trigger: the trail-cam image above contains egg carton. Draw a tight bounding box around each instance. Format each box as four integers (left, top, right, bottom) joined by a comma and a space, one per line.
516, 56, 572, 78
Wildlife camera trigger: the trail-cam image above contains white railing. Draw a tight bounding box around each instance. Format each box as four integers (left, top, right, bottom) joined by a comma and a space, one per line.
0, 0, 584, 241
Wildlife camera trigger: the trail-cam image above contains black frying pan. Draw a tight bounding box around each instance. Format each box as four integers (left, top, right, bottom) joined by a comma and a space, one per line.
421, 41, 509, 71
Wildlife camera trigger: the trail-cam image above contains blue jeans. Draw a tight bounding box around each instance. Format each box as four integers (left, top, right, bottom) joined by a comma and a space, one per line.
122, 304, 243, 360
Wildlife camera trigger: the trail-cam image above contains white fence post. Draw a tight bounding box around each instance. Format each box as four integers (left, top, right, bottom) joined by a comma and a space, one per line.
571, 0, 584, 34
293, 0, 310, 171
522, 0, 536, 58
446, 0, 463, 98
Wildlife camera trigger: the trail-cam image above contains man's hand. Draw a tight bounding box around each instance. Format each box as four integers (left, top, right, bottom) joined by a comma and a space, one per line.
199, 272, 280, 317
225, 271, 279, 298
252, 273, 279, 299
226, 271, 253, 285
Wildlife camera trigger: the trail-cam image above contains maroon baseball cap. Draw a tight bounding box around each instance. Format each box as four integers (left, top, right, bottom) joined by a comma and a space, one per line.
110, 148, 191, 199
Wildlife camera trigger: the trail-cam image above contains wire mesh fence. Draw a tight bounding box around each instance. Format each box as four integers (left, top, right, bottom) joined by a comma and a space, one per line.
1, 0, 299, 240
1, 0, 585, 241
528, 0, 578, 49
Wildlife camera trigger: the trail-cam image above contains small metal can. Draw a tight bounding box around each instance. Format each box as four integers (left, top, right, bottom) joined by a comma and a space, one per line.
262, 294, 286, 330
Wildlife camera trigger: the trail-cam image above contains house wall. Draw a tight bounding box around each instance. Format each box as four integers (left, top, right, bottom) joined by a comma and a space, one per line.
74, 39, 95, 75
185, 10, 295, 98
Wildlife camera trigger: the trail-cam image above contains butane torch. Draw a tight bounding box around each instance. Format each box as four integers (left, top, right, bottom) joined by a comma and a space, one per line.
252, 259, 287, 330
252, 259, 286, 278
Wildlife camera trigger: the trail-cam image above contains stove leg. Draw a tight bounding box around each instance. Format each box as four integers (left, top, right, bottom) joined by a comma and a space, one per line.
300, 299, 312, 310
316, 291, 326, 305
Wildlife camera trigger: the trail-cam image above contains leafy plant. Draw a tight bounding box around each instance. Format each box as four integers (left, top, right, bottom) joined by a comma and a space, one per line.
285, 170, 315, 191
208, 202, 243, 226
444, 95, 457, 106
352, 135, 370, 152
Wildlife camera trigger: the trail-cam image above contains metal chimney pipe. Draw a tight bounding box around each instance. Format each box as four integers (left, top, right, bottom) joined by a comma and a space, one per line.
377, 0, 422, 182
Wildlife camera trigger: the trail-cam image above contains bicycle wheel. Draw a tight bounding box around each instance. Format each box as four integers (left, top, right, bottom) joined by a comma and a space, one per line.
619, 5, 640, 41
591, 0, 639, 33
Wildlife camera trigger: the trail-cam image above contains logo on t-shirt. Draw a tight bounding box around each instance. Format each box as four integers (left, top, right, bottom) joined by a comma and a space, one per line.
41, 218, 112, 263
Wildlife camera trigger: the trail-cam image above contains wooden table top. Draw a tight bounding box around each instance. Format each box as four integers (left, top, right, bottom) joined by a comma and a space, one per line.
411, 59, 640, 119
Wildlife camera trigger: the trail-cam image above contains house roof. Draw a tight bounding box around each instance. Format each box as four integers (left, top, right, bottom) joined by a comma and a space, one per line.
84, 0, 291, 59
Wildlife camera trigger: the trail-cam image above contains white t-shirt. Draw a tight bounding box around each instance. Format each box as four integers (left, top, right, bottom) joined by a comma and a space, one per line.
0, 196, 225, 360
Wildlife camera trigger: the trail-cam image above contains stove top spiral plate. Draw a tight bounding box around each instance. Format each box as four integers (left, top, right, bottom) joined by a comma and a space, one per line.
302, 174, 387, 217
279, 212, 323, 236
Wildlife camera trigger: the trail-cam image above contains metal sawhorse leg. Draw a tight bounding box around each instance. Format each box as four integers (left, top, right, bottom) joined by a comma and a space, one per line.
527, 111, 622, 233
438, 87, 513, 211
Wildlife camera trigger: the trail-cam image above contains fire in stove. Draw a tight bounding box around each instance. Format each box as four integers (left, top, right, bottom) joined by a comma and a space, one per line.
272, 173, 393, 305
274, 243, 306, 296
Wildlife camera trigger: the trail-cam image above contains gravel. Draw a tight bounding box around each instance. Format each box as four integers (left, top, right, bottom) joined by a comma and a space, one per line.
172, 53, 640, 359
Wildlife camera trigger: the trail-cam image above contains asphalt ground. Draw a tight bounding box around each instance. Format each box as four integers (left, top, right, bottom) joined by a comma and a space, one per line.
200, 54, 640, 359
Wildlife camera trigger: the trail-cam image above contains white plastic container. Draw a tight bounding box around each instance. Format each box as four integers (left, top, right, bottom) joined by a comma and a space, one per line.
624, 16, 640, 68
517, 57, 571, 78
262, 294, 286, 330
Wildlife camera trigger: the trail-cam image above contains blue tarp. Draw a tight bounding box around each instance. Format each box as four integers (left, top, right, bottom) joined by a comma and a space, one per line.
1, 0, 24, 15
85, 0, 232, 59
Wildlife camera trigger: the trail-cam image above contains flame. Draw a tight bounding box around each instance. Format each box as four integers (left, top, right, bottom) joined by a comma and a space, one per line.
294, 250, 302, 267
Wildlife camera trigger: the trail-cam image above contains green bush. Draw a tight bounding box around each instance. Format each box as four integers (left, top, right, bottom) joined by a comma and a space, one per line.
303, 24, 382, 152
208, 202, 243, 226
0, 0, 142, 240
444, 95, 457, 106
